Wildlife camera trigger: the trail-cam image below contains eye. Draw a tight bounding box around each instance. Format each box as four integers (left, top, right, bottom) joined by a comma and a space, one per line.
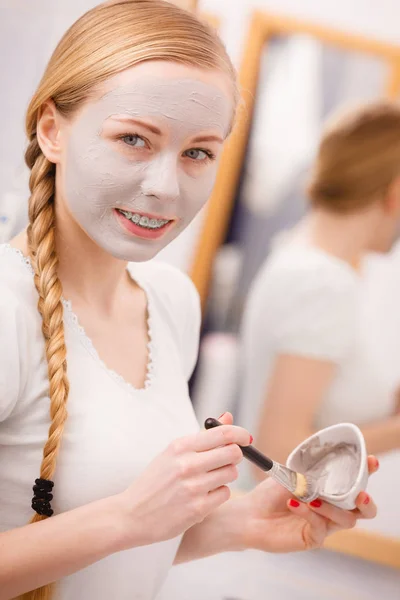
184, 148, 215, 161
121, 134, 147, 148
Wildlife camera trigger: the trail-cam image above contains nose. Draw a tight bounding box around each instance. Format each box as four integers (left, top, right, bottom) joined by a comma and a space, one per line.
141, 155, 180, 203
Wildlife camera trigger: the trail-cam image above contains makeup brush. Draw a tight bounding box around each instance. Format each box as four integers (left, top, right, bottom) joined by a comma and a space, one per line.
204, 418, 319, 502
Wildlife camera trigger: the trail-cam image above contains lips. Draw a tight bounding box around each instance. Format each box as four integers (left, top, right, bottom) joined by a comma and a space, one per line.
115, 207, 174, 222
114, 208, 174, 241
116, 209, 170, 229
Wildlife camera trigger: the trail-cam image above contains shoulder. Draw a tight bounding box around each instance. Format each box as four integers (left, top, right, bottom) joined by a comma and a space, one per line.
130, 259, 200, 317
133, 259, 199, 299
245, 247, 359, 362
0, 244, 35, 303
252, 245, 358, 310
130, 260, 201, 379
0, 244, 38, 358
0, 246, 36, 420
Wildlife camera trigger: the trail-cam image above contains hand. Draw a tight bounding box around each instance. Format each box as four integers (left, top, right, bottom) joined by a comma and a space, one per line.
219, 413, 379, 553
117, 424, 251, 548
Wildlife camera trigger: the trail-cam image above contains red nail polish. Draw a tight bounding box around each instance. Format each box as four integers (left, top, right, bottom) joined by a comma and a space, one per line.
289, 499, 300, 508
363, 495, 370, 505
375, 458, 380, 469
310, 500, 322, 508
218, 413, 226, 419
249, 435, 253, 444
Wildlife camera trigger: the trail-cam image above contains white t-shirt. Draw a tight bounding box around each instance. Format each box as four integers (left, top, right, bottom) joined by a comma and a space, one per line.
236, 241, 398, 487
0, 244, 201, 600
361, 242, 400, 388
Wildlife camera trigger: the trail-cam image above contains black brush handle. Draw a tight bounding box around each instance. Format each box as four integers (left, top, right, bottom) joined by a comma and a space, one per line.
204, 417, 274, 472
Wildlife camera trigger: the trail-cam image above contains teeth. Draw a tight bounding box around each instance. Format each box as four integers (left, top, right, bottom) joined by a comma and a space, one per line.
118, 209, 169, 230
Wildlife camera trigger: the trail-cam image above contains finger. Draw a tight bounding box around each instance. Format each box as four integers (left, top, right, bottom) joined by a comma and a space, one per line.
190, 485, 232, 525
354, 492, 377, 519
218, 412, 234, 426
192, 425, 252, 452
287, 499, 327, 547
307, 499, 357, 530
202, 485, 231, 514
367, 455, 379, 475
193, 443, 244, 473
196, 464, 239, 493
217, 413, 255, 445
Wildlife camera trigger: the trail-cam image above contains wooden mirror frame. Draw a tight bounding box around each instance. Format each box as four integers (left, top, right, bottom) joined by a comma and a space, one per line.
190, 11, 400, 569
190, 11, 400, 312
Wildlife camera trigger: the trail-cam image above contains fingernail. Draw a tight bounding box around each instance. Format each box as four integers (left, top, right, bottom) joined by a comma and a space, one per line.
363, 494, 370, 505
218, 413, 226, 419
289, 499, 300, 508
375, 458, 380, 469
310, 499, 322, 508
249, 435, 254, 444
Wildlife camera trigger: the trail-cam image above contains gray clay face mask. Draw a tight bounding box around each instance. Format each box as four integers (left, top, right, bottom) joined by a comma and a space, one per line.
63, 77, 232, 261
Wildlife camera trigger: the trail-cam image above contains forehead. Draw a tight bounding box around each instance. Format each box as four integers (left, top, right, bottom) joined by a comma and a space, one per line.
80, 77, 233, 137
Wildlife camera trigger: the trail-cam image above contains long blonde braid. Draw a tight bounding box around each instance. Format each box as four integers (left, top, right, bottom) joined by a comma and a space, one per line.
19, 135, 70, 600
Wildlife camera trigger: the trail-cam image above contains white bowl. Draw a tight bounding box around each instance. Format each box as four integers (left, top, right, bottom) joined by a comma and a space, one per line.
286, 423, 368, 510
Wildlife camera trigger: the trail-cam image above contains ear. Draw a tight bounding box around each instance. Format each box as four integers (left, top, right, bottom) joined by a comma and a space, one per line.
36, 100, 63, 164
384, 175, 400, 216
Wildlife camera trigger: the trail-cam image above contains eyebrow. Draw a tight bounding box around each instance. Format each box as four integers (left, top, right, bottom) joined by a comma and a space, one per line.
109, 116, 162, 136
190, 134, 224, 145
109, 116, 223, 144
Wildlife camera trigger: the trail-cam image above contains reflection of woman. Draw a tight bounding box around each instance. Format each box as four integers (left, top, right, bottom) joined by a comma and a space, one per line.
0, 3, 378, 599
238, 101, 400, 478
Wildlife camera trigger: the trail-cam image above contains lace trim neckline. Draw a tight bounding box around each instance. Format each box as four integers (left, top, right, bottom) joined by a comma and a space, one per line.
0, 243, 155, 394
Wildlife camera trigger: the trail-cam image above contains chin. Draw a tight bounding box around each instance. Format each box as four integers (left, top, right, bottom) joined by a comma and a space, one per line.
368, 229, 395, 253
110, 246, 161, 263
105, 238, 169, 263
372, 240, 393, 254
89, 220, 182, 262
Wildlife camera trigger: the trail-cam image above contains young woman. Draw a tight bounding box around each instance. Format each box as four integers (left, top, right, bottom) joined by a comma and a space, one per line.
0, 2, 377, 599
238, 100, 400, 480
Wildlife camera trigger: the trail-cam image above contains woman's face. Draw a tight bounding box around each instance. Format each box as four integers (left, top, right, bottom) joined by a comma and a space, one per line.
55, 61, 234, 261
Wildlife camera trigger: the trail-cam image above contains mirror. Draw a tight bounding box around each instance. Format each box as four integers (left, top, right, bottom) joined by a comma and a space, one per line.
190, 11, 400, 569
223, 39, 391, 316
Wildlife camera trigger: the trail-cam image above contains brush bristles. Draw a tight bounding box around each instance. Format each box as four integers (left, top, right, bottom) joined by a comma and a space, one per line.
294, 472, 308, 498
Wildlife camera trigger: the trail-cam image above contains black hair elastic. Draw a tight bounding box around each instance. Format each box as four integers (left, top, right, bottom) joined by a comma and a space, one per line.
31, 478, 54, 517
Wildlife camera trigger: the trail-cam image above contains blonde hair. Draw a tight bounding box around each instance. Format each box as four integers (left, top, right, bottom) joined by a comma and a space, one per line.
307, 100, 400, 212
21, 2, 237, 599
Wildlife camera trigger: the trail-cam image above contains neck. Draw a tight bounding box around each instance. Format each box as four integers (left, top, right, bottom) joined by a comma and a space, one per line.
296, 208, 377, 270
54, 201, 129, 312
